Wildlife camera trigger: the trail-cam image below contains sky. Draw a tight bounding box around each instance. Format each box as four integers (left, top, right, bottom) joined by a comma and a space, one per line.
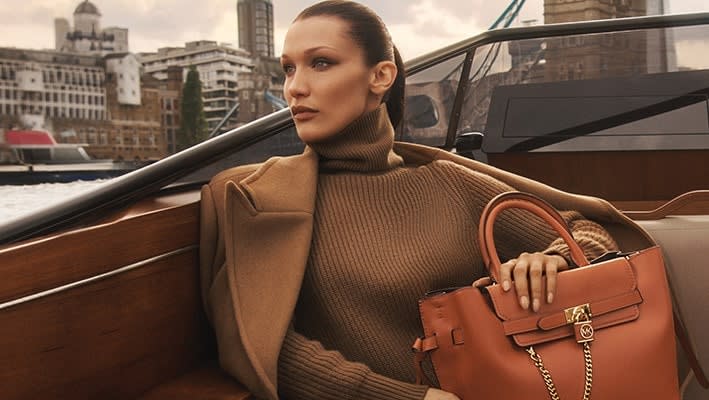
0, 0, 706, 61
0, 0, 538, 60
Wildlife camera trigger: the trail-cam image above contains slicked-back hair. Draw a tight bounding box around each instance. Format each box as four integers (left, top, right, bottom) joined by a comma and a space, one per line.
295, 0, 406, 129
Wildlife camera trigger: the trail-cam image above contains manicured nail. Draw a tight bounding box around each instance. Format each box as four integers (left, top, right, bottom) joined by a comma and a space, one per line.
502, 280, 510, 291
533, 298, 540, 312
520, 296, 529, 310
547, 293, 554, 304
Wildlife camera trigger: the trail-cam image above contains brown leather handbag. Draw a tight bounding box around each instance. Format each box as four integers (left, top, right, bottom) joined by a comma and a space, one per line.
413, 192, 679, 399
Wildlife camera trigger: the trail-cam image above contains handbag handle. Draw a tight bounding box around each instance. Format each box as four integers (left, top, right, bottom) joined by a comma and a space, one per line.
478, 192, 590, 283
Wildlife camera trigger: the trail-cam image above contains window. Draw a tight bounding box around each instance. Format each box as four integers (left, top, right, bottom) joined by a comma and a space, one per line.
558, 65, 568, 80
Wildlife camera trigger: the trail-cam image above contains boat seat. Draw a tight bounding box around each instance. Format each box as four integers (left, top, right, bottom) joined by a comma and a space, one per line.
139, 362, 252, 400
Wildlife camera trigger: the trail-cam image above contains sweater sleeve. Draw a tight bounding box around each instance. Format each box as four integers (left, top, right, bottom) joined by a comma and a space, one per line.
433, 161, 618, 265
278, 328, 429, 400
542, 210, 619, 265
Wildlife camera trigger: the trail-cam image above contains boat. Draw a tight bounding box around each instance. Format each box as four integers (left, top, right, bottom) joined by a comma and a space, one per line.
0, 130, 149, 185
0, 11, 708, 399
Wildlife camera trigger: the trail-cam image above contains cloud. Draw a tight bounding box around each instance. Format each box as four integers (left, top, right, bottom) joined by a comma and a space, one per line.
0, 0, 706, 58
273, 0, 496, 60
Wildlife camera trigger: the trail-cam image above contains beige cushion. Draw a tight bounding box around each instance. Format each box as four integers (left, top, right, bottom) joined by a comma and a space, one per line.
638, 216, 709, 379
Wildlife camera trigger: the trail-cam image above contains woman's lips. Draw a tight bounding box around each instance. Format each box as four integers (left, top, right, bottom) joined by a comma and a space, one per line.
291, 105, 318, 121
293, 111, 317, 121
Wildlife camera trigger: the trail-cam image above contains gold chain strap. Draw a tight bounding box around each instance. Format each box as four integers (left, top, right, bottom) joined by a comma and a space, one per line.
582, 342, 593, 399
526, 342, 593, 400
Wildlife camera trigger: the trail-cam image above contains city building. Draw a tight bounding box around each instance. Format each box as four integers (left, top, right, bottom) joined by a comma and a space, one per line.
544, 0, 647, 24
157, 66, 183, 154
55, 0, 129, 55
237, 0, 275, 58
0, 48, 107, 132
140, 40, 285, 133
0, 47, 171, 160
235, 56, 285, 125
140, 41, 253, 133
542, 0, 674, 80
1, 0, 284, 162
0, 0, 180, 160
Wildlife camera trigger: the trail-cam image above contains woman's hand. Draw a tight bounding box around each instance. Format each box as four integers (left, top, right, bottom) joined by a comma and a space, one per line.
423, 388, 461, 400
500, 252, 569, 312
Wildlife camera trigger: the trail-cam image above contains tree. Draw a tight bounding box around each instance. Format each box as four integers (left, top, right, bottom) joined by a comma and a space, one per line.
177, 66, 207, 151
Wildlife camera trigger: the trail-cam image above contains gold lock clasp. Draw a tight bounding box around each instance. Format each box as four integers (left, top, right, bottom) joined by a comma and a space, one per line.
564, 304, 595, 344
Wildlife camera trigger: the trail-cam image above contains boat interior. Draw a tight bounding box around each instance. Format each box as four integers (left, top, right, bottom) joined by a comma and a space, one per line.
1, 12, 709, 400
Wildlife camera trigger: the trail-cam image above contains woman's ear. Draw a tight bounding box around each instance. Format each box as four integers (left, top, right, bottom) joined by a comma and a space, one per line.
369, 60, 397, 97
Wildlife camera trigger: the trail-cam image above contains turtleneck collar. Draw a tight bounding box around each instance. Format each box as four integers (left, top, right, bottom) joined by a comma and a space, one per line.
306, 104, 404, 173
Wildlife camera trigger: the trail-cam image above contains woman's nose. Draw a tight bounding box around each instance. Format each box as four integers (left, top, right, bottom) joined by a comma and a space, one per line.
286, 71, 309, 98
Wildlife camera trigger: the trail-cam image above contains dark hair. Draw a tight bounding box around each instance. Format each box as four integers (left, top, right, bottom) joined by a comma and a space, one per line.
295, 0, 406, 129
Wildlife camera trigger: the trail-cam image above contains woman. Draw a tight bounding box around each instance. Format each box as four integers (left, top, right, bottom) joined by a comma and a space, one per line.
199, 1, 618, 399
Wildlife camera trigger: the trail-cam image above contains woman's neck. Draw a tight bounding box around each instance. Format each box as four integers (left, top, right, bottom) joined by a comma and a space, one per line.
307, 104, 404, 173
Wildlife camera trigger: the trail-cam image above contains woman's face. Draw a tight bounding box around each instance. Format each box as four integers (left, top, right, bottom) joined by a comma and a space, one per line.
281, 16, 379, 143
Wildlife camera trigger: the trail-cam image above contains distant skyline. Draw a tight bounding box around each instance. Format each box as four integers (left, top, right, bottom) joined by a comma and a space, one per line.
0, 0, 546, 60
0, 0, 706, 61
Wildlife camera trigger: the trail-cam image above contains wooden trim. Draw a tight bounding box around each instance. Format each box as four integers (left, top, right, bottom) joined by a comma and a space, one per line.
0, 245, 196, 311
0, 201, 199, 303
623, 190, 709, 220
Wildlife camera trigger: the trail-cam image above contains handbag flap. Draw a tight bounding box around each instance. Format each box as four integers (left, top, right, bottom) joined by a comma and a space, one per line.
487, 256, 642, 347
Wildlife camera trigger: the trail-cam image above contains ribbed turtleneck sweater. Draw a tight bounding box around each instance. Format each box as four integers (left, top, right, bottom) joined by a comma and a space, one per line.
277, 105, 618, 400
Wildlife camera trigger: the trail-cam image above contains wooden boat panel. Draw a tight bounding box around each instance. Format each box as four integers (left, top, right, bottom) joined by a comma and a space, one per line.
488, 150, 708, 202
0, 249, 213, 399
0, 201, 199, 303
0, 191, 226, 399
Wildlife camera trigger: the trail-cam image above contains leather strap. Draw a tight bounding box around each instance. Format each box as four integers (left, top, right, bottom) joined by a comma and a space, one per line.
502, 289, 643, 335
412, 336, 439, 386
478, 192, 590, 283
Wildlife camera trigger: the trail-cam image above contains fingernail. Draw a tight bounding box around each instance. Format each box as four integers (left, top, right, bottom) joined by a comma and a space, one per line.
520, 296, 529, 310
547, 293, 554, 304
502, 280, 510, 291
533, 298, 540, 312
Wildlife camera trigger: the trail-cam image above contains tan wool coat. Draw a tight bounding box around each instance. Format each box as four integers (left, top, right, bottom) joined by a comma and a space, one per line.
199, 142, 655, 400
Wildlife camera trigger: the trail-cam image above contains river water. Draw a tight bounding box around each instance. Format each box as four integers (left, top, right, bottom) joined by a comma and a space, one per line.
0, 180, 109, 221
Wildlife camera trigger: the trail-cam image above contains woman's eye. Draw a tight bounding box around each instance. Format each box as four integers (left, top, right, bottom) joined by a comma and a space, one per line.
282, 64, 295, 74
312, 59, 331, 70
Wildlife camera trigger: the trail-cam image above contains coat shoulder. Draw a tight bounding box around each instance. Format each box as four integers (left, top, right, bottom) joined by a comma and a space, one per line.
209, 163, 262, 189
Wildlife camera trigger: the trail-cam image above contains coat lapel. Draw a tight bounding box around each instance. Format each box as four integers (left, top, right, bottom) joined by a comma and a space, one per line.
223, 148, 318, 399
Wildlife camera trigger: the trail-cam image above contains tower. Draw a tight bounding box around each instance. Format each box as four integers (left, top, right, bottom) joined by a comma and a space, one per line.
73, 0, 102, 43
54, 18, 71, 51
543, 0, 651, 80
56, 1, 129, 55
544, 0, 647, 24
237, 0, 275, 58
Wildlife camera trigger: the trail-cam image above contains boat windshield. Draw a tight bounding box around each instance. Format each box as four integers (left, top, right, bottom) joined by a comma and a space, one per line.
402, 23, 709, 153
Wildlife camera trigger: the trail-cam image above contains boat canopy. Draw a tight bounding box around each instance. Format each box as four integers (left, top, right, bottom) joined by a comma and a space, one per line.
4, 131, 57, 146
